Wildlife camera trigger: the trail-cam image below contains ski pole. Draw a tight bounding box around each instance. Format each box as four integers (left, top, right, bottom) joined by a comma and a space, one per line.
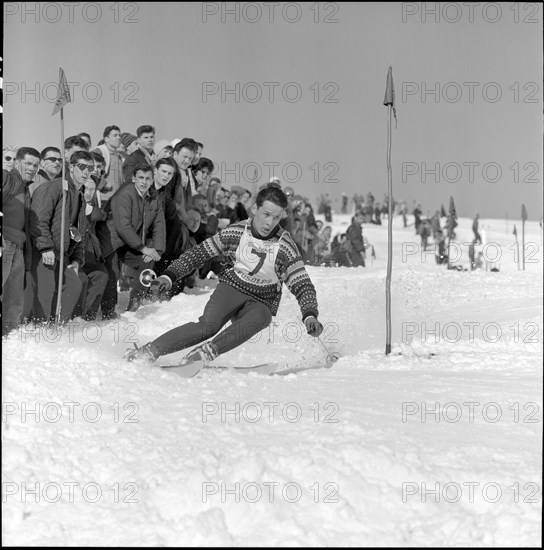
317, 336, 341, 366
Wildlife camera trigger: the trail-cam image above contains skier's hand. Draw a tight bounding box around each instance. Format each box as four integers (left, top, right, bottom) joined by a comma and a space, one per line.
304, 316, 323, 337
149, 275, 172, 296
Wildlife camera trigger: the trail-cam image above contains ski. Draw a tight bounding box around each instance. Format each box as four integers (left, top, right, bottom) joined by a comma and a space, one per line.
159, 360, 205, 378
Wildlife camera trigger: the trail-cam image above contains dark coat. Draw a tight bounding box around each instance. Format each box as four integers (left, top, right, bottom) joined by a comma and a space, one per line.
96, 183, 166, 258
29, 175, 85, 267
346, 221, 366, 267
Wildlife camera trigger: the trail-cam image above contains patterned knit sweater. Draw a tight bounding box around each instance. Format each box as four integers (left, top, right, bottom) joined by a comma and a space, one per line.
163, 219, 319, 319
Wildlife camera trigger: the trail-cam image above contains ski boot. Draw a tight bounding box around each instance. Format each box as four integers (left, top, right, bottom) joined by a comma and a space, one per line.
124, 342, 161, 363
179, 342, 219, 367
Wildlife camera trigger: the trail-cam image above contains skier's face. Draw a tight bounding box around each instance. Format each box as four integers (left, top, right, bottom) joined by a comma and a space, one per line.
252, 200, 284, 237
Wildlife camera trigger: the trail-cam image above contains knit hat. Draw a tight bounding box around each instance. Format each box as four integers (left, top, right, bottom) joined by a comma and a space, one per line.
121, 133, 137, 149
154, 139, 172, 156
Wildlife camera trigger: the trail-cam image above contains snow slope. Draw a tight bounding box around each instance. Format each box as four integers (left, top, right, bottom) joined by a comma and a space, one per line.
2, 215, 542, 546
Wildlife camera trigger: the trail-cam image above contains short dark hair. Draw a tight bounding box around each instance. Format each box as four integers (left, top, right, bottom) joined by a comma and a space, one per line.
255, 185, 288, 209
192, 194, 208, 205
132, 164, 153, 177
40, 146, 61, 159
155, 157, 177, 171
196, 142, 204, 149
136, 125, 155, 137
70, 151, 93, 165
174, 138, 197, 154
194, 157, 214, 173
91, 151, 105, 164
65, 135, 88, 150
103, 125, 121, 139
209, 177, 221, 185
78, 132, 91, 143
16, 147, 41, 161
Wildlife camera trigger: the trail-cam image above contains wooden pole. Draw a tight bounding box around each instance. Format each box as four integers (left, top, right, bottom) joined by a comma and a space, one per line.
54, 107, 67, 323
385, 105, 393, 355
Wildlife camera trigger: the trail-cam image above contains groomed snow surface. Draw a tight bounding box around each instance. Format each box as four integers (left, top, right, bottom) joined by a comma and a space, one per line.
2, 214, 542, 546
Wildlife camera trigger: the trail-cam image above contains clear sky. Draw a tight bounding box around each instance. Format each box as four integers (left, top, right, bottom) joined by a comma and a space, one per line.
4, 2, 543, 220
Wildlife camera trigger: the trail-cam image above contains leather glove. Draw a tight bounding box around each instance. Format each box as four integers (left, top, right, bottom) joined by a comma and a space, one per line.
304, 316, 323, 337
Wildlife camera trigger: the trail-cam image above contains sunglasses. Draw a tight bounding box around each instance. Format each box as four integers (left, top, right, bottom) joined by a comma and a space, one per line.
4, 155, 14, 161
75, 163, 94, 172
44, 157, 62, 163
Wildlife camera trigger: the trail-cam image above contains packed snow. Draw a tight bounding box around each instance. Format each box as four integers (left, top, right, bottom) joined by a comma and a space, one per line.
2, 214, 542, 546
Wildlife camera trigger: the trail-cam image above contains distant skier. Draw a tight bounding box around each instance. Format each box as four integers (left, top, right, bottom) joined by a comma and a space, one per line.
124, 185, 324, 365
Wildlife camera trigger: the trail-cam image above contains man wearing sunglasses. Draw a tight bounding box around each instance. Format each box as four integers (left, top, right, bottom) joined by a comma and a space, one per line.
27, 151, 94, 324
28, 147, 63, 197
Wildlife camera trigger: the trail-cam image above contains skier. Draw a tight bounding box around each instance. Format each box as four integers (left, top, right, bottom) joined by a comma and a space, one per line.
124, 185, 324, 366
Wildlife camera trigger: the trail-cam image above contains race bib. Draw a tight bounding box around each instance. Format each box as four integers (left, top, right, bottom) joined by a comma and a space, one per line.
233, 225, 280, 284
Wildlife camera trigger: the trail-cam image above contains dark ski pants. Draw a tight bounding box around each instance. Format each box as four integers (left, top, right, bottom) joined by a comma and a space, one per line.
152, 282, 272, 358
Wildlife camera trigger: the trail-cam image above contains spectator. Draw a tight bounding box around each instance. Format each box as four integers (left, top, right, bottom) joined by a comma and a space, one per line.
3, 146, 18, 172
171, 138, 198, 225
97, 165, 166, 315
28, 150, 90, 324
94, 125, 124, 204
161, 208, 202, 300
472, 213, 482, 244
122, 125, 156, 182
28, 146, 63, 197
78, 132, 92, 150
72, 177, 109, 321
2, 147, 39, 335
193, 157, 214, 195
316, 226, 332, 264
226, 191, 249, 223
374, 203, 382, 225
154, 140, 173, 160
413, 204, 423, 234
346, 211, 366, 267
118, 132, 139, 161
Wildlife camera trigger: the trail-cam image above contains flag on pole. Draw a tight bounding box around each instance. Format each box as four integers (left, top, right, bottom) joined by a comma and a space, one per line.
440, 204, 447, 217
383, 65, 397, 127
51, 67, 71, 116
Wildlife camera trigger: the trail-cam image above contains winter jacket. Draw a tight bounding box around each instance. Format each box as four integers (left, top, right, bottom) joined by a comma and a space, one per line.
29, 175, 85, 267
346, 222, 366, 267
122, 148, 155, 183
96, 183, 166, 258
